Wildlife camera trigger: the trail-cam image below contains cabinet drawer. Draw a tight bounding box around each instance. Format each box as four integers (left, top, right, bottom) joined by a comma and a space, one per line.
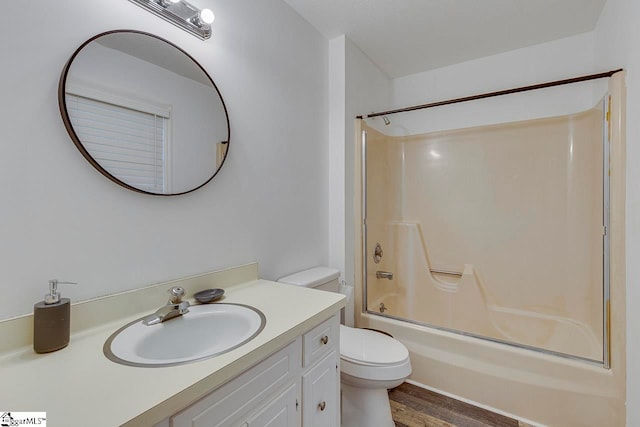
171, 338, 301, 427
303, 314, 339, 367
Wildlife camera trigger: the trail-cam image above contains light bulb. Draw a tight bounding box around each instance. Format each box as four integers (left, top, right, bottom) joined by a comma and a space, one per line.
199, 8, 215, 25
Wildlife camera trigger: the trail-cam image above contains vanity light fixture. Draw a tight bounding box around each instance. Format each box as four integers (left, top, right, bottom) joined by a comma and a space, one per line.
129, 0, 214, 40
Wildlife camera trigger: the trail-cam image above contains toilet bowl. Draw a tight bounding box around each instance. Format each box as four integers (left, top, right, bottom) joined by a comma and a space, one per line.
340, 325, 411, 426
278, 267, 412, 427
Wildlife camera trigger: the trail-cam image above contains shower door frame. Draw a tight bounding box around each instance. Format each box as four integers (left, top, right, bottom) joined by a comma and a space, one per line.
360, 97, 612, 367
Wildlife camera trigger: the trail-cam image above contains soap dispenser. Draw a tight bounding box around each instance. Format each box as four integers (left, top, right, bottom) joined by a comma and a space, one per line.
33, 280, 76, 354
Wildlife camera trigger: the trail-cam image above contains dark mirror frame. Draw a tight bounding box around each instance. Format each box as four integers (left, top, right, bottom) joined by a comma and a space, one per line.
58, 29, 230, 196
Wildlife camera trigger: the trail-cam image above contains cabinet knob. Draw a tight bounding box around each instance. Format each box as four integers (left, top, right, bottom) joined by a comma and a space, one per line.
320, 335, 329, 345
318, 401, 326, 411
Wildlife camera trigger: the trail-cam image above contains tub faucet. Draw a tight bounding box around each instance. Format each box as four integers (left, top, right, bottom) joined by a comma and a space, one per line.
376, 271, 394, 280
143, 286, 190, 326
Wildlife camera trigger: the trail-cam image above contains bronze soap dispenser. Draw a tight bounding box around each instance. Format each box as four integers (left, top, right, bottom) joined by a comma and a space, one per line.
33, 280, 76, 353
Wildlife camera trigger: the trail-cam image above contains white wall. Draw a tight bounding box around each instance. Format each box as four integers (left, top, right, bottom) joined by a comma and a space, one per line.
385, 78, 607, 137
594, 1, 640, 424
344, 39, 392, 294
0, 0, 329, 320
392, 32, 597, 109
328, 36, 391, 313
328, 36, 346, 288
391, 32, 601, 137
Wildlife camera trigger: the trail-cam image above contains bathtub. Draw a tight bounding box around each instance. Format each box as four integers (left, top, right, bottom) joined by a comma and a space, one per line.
357, 309, 621, 426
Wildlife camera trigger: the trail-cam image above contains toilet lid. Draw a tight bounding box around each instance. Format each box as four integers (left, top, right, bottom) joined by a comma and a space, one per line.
340, 325, 409, 366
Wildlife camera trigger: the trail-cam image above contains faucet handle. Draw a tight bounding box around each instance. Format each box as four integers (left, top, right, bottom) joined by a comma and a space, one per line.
168, 286, 185, 303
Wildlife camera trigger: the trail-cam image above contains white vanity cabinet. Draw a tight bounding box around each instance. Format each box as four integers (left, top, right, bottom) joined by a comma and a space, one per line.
163, 313, 340, 427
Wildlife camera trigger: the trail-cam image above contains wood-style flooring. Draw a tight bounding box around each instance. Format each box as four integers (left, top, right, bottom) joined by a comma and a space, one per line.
389, 383, 534, 427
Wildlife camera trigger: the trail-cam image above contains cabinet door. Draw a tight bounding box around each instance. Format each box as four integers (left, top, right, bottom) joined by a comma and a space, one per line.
171, 339, 301, 427
302, 351, 338, 427
246, 383, 299, 427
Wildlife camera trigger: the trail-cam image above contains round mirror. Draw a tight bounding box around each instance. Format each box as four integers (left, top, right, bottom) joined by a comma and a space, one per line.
58, 30, 230, 195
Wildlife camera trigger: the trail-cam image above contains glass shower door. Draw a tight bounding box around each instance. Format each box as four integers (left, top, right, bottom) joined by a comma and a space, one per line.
363, 99, 608, 363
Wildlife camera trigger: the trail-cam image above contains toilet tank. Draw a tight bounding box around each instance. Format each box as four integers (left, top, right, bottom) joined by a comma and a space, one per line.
277, 267, 340, 292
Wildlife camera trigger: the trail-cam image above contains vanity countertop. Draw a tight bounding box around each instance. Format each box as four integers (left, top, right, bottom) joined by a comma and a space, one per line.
0, 278, 345, 426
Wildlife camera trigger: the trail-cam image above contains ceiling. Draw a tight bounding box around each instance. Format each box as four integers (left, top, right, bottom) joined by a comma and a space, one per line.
282, 0, 607, 78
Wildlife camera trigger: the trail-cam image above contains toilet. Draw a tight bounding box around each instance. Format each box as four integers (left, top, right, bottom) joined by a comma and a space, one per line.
278, 267, 411, 427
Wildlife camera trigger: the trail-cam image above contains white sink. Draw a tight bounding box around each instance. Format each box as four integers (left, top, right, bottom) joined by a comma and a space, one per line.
104, 303, 266, 367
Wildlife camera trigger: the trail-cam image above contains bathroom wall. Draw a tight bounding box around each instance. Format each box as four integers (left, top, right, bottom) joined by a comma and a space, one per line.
327, 36, 391, 326
594, 0, 640, 424
328, 36, 391, 293
0, 0, 329, 320
392, 32, 598, 110
390, 32, 604, 132
344, 39, 392, 292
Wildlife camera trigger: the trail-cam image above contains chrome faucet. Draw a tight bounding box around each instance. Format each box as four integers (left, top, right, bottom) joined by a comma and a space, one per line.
143, 286, 190, 326
375, 271, 394, 280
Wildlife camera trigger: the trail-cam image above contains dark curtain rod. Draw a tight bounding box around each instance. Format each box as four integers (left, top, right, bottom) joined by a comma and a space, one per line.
356, 68, 623, 119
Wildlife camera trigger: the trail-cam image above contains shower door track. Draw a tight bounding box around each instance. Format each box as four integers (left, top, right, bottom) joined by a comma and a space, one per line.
356, 69, 622, 120
365, 309, 605, 366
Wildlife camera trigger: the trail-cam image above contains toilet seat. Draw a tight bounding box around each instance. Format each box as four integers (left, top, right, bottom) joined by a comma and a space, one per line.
340, 325, 409, 364
339, 325, 411, 381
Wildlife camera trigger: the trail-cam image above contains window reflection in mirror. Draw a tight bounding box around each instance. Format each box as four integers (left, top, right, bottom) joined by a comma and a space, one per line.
59, 30, 229, 195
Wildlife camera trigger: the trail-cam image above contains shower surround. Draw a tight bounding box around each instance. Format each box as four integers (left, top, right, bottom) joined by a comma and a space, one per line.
354, 73, 626, 426
365, 107, 604, 361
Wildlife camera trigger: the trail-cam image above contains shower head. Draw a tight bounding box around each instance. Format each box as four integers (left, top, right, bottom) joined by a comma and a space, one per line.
383, 116, 391, 125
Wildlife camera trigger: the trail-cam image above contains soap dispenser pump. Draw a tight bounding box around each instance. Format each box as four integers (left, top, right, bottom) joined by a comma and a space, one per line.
33, 280, 76, 354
